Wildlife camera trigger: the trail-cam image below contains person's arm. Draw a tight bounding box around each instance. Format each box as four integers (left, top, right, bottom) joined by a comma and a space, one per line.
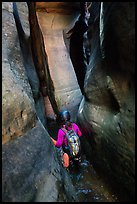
73, 123, 82, 137
50, 137, 57, 146
77, 127, 82, 137
55, 129, 65, 148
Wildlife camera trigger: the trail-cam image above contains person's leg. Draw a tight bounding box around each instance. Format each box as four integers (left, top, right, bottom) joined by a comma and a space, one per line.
63, 153, 69, 168
62, 146, 70, 168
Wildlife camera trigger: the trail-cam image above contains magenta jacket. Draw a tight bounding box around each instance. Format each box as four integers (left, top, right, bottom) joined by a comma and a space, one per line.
55, 123, 82, 148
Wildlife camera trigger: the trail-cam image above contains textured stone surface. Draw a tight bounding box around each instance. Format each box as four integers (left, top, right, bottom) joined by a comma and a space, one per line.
2, 2, 36, 144
2, 62, 36, 144
77, 2, 135, 201
2, 2, 78, 202
2, 120, 78, 202
13, 2, 47, 126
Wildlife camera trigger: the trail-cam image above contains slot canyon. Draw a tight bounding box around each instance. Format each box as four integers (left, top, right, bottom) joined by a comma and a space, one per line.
2, 2, 135, 202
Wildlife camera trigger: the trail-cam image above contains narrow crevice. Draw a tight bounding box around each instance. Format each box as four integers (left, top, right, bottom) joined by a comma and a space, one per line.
27, 2, 59, 116
67, 3, 89, 95
12, 2, 46, 126
13, 2, 59, 123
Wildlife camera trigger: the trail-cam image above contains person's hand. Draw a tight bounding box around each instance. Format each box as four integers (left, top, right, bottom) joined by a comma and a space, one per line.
50, 137, 56, 146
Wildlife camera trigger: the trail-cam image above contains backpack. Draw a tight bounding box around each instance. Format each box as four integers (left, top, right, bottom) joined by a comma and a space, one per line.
61, 124, 81, 158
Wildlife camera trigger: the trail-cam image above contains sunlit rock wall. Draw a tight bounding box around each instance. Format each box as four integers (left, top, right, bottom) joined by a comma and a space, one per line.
36, 2, 82, 121
2, 2, 36, 144
78, 2, 135, 201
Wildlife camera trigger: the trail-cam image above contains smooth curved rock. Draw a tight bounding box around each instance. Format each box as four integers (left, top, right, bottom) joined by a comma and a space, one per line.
36, 8, 82, 121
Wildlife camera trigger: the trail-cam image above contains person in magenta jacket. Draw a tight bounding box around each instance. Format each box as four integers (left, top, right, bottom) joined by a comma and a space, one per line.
51, 110, 82, 168
55, 121, 82, 148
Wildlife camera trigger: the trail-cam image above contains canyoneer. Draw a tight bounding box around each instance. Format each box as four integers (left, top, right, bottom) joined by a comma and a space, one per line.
50, 110, 82, 169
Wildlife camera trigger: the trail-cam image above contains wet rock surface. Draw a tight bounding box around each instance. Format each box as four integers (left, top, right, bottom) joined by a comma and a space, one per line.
69, 155, 118, 202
